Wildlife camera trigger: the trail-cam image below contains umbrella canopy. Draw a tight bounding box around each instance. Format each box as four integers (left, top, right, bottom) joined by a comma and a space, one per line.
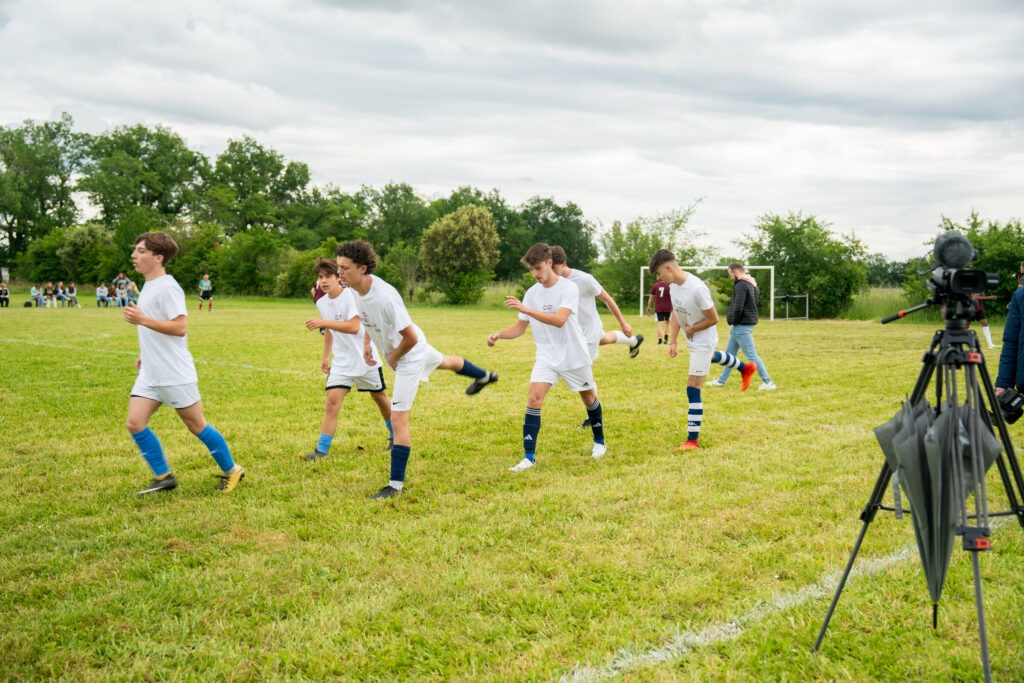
874, 398, 1002, 612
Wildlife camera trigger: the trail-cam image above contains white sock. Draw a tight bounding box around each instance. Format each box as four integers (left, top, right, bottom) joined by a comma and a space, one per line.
983, 327, 995, 346
389, 480, 404, 490
614, 331, 635, 345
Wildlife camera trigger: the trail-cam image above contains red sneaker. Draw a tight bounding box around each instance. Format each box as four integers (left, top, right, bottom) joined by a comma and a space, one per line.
678, 440, 700, 451
740, 362, 757, 391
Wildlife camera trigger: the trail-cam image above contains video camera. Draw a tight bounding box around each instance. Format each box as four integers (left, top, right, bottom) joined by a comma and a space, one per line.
927, 232, 999, 299
997, 387, 1024, 425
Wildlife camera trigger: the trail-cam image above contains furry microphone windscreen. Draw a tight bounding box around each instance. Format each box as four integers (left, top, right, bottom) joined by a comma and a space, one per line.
933, 231, 977, 269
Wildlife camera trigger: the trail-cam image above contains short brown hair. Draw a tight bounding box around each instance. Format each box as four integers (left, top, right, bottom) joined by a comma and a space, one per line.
550, 246, 567, 266
335, 240, 378, 274
134, 232, 179, 265
728, 262, 745, 273
522, 242, 553, 266
313, 258, 339, 277
648, 249, 676, 275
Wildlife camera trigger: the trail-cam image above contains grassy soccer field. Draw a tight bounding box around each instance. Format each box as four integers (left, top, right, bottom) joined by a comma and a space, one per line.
1, 299, 1022, 681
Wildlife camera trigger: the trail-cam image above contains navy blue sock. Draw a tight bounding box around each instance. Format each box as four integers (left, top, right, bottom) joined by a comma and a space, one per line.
390, 444, 411, 483
197, 424, 235, 472
132, 427, 170, 476
686, 386, 703, 442
586, 400, 604, 444
523, 408, 540, 462
456, 359, 487, 380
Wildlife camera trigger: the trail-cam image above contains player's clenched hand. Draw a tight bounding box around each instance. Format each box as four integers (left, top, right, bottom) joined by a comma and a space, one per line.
504, 296, 523, 311
305, 318, 323, 330
487, 332, 500, 347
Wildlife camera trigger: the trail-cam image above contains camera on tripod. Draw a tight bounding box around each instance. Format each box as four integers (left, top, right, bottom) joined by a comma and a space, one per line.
997, 387, 1024, 424
926, 232, 999, 314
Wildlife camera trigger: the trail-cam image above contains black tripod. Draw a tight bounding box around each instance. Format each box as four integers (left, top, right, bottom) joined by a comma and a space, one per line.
812, 314, 1024, 682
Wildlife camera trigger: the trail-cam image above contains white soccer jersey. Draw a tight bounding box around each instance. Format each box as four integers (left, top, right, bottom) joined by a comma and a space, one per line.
349, 275, 432, 373
670, 275, 719, 352
136, 274, 198, 386
565, 268, 604, 345
520, 276, 592, 371
317, 288, 381, 376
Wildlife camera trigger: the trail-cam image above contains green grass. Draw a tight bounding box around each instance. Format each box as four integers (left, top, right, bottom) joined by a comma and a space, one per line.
1, 301, 1023, 681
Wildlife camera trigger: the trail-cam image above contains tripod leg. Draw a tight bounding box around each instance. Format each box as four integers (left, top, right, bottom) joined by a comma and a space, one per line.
971, 551, 993, 683
813, 463, 893, 652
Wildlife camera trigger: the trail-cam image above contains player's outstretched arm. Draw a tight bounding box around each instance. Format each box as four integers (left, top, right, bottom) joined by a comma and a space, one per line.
488, 319, 529, 346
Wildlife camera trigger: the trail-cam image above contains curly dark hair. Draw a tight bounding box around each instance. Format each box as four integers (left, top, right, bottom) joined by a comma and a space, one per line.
335, 240, 378, 274
522, 242, 553, 266
648, 249, 676, 276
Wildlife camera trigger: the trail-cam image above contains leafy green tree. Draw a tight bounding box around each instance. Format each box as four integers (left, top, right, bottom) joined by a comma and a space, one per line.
951, 212, 1024, 305
213, 230, 292, 295
166, 222, 225, 293
55, 222, 119, 284
358, 183, 437, 256
419, 205, 499, 304
78, 124, 208, 227
431, 186, 530, 281
0, 113, 86, 269
274, 238, 339, 298
594, 204, 705, 303
738, 212, 868, 318
15, 228, 68, 283
519, 196, 597, 268
865, 253, 911, 287
201, 135, 309, 235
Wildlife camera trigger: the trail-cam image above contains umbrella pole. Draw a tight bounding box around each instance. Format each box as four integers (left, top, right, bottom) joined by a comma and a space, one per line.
811, 462, 893, 652
971, 550, 993, 683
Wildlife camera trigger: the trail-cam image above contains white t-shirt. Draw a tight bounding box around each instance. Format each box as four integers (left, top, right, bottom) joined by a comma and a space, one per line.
670, 275, 719, 352
136, 274, 198, 386
317, 287, 381, 376
349, 275, 432, 373
520, 276, 592, 371
565, 268, 604, 345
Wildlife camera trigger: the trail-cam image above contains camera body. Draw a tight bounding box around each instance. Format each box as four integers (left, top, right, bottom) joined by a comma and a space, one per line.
998, 387, 1024, 425
925, 232, 999, 321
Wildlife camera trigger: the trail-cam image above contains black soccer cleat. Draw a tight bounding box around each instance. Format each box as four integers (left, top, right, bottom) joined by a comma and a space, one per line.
466, 371, 498, 395
137, 473, 178, 496
630, 334, 645, 358
302, 450, 328, 461
371, 485, 402, 500
579, 418, 591, 429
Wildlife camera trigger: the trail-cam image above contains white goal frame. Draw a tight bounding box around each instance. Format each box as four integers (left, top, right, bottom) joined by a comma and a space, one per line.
640, 265, 776, 321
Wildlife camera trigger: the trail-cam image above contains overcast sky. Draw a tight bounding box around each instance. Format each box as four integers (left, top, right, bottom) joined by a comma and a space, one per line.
2, 0, 1023, 258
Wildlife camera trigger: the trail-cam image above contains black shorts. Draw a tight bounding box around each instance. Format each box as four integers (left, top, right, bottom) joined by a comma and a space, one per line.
199, 290, 212, 300
656, 311, 671, 322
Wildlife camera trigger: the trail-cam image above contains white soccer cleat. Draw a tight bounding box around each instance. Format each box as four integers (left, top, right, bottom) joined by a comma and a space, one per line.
705, 378, 725, 387
757, 381, 778, 391
508, 458, 535, 472
591, 443, 607, 459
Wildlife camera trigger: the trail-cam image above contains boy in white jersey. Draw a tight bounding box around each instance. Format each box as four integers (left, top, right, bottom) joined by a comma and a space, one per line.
123, 232, 245, 494
303, 259, 393, 459
487, 243, 607, 471
550, 246, 643, 361
335, 240, 498, 499
648, 249, 756, 451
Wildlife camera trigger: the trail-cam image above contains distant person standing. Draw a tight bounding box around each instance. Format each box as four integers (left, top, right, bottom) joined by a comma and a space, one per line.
707, 263, 776, 390
646, 278, 673, 344
124, 232, 245, 495
0, 282, 9, 308
648, 249, 756, 451
198, 274, 213, 311
970, 292, 999, 349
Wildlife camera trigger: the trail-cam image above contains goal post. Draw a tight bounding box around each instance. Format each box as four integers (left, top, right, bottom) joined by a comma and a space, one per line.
639, 265, 775, 321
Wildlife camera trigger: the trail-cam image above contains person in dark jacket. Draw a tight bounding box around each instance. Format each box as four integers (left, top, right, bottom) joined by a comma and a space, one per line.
706, 262, 776, 390
996, 285, 1024, 397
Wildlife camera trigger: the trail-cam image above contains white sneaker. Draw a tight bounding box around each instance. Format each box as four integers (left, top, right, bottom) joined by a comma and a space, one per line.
705, 378, 724, 387
758, 381, 777, 391
591, 443, 607, 459
509, 458, 535, 472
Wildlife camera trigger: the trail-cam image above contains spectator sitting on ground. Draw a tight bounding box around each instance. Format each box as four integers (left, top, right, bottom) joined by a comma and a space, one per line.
66, 282, 80, 308
126, 280, 139, 304
31, 284, 44, 307
96, 282, 111, 307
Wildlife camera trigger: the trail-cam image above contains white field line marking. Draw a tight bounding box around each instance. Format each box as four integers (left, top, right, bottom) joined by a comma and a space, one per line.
561, 516, 1013, 682
0, 338, 310, 376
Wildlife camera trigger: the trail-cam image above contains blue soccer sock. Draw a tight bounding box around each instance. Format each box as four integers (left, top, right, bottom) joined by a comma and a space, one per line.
586, 399, 604, 444
523, 408, 541, 462
197, 424, 235, 472
132, 427, 170, 477
686, 386, 703, 442
390, 444, 411, 484
317, 433, 333, 454
712, 350, 744, 370
455, 358, 488, 380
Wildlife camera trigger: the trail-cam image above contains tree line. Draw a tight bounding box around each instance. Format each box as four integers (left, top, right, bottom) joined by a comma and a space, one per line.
3, 113, 1023, 316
